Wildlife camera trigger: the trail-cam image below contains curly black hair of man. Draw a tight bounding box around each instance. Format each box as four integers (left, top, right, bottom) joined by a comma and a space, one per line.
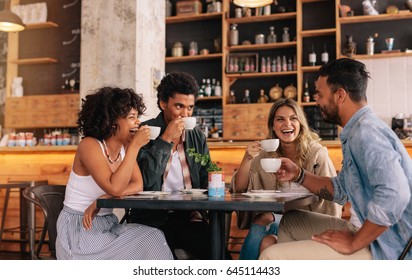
77, 87, 146, 140
156, 72, 199, 110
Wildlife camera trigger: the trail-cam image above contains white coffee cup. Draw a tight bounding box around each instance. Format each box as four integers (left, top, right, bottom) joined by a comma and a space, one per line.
260, 158, 281, 173
182, 117, 197, 130
148, 126, 161, 140
260, 139, 279, 152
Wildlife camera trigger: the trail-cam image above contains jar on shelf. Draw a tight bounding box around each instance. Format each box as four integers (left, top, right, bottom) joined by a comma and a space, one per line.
230, 24, 239, 46
267, 26, 277, 44
282, 27, 290, 42
172, 41, 183, 57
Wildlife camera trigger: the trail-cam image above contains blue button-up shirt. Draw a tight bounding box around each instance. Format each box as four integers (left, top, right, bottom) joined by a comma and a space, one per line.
332, 106, 412, 259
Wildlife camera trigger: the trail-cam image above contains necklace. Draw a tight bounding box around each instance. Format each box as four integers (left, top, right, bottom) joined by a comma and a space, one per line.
102, 140, 121, 164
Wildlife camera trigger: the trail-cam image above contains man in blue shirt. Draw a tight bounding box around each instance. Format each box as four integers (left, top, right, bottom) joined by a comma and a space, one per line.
259, 58, 412, 260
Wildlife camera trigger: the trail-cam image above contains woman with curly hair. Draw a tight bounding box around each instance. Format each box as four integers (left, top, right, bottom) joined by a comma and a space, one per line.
56, 87, 173, 260
232, 98, 342, 260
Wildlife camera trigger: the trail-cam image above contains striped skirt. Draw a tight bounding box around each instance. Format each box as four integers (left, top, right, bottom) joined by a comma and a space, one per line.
56, 206, 173, 260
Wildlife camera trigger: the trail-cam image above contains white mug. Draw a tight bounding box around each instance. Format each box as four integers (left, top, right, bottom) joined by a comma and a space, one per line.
260, 139, 279, 152
182, 117, 196, 130
148, 126, 161, 140
260, 158, 281, 173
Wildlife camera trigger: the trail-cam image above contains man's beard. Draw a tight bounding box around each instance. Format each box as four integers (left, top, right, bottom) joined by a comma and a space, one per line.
319, 102, 341, 126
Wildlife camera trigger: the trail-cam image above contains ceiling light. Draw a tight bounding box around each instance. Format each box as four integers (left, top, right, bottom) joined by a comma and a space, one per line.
0, 1, 25, 32
233, 0, 273, 8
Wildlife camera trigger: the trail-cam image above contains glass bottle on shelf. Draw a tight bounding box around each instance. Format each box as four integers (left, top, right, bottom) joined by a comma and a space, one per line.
257, 89, 269, 103
227, 90, 236, 104
242, 89, 251, 104
214, 80, 222, 96
287, 57, 292, 71
250, 59, 255, 72
233, 57, 239, 72
266, 57, 271, 73
276, 56, 281, 72
309, 44, 316, 66
303, 80, 310, 103
205, 79, 212, 97
267, 26, 277, 43
166, 0, 173, 17
244, 58, 250, 72
261, 57, 266, 73
293, 55, 297, 71
282, 55, 287, 72
343, 35, 357, 58
271, 57, 277, 72
321, 44, 329, 64
282, 27, 290, 42
230, 24, 239, 46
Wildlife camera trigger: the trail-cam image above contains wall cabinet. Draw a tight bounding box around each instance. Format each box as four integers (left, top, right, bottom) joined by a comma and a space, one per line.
5, 0, 81, 130
166, 0, 412, 141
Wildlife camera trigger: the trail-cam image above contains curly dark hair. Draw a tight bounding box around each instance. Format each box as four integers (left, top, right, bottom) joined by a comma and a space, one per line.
156, 72, 199, 110
77, 87, 146, 140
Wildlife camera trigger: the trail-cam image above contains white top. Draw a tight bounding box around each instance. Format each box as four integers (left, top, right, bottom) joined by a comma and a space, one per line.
63, 140, 125, 215
163, 151, 184, 192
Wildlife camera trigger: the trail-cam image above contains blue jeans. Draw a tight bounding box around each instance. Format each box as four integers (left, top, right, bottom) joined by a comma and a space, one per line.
239, 214, 282, 260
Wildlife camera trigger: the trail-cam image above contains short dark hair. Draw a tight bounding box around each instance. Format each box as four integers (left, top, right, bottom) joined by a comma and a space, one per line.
156, 72, 199, 110
318, 58, 370, 102
78, 87, 146, 140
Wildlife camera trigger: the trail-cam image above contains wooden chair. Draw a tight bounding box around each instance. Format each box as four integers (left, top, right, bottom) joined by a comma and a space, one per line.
22, 185, 65, 259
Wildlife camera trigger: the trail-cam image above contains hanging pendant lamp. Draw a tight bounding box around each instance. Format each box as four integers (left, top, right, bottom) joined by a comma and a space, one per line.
233, 0, 273, 8
0, 1, 25, 32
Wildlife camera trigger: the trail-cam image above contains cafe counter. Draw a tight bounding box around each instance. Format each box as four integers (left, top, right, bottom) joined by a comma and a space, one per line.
1, 140, 411, 185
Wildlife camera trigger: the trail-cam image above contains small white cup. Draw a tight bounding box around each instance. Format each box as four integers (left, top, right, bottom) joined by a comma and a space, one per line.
148, 126, 161, 140
260, 158, 281, 173
182, 117, 197, 130
260, 139, 279, 152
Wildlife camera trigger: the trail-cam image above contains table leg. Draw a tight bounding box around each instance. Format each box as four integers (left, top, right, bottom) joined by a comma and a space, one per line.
209, 211, 226, 260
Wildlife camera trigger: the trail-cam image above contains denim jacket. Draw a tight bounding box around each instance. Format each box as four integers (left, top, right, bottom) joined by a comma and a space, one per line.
332, 106, 412, 259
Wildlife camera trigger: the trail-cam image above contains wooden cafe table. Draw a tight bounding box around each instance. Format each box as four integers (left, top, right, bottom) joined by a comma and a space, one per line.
97, 192, 318, 260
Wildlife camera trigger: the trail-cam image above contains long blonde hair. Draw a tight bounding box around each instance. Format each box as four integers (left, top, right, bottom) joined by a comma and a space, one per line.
267, 98, 320, 167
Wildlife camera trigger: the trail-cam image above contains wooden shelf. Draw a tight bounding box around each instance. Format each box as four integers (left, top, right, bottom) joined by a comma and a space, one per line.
300, 102, 317, 107
227, 42, 297, 51
300, 28, 336, 37
339, 13, 412, 24
9, 57, 58, 65
25, 21, 59, 30
225, 71, 297, 79
301, 0, 333, 3
301, 65, 321, 72
342, 52, 412, 60
226, 12, 297, 24
166, 12, 222, 24
196, 96, 223, 102
166, 53, 222, 63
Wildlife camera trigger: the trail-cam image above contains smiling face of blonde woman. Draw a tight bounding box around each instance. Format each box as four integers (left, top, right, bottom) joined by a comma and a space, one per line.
272, 105, 301, 144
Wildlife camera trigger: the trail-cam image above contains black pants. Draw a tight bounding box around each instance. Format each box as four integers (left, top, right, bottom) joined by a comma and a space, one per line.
129, 210, 232, 260
160, 211, 211, 260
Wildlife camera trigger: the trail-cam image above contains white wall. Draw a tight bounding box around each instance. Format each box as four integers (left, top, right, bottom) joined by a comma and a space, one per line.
360, 56, 412, 125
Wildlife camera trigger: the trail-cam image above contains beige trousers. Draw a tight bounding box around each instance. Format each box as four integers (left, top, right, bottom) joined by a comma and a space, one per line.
259, 210, 372, 260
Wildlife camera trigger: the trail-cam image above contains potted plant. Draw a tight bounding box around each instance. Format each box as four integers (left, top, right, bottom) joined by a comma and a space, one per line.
187, 148, 224, 197
187, 148, 222, 172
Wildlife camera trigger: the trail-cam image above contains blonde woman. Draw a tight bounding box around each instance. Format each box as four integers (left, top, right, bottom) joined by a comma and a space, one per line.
232, 98, 342, 260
